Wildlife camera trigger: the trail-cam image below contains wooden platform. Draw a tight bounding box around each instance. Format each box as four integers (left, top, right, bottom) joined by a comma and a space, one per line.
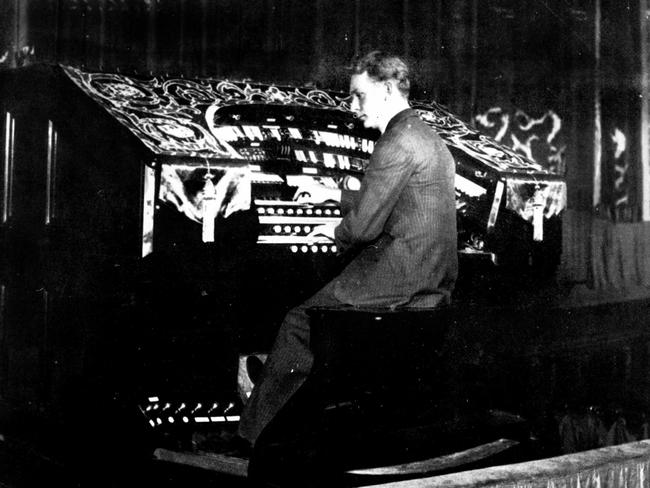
367, 440, 650, 488
152, 439, 650, 488
152, 437, 519, 481
346, 439, 519, 477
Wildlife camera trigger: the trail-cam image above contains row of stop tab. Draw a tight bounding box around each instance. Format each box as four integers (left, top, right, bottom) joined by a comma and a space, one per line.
140, 397, 241, 428
211, 124, 375, 154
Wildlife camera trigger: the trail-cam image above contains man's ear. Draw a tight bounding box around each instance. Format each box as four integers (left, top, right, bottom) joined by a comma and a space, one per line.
384, 80, 393, 95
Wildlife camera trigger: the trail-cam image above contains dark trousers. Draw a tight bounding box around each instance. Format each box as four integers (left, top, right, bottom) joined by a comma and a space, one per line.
238, 281, 342, 445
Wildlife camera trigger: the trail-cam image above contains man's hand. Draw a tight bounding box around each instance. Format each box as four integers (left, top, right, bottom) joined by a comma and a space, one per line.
293, 183, 341, 204
307, 223, 337, 243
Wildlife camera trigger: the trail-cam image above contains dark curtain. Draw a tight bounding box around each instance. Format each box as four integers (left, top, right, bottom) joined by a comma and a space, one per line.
1, 0, 647, 220
598, 0, 641, 222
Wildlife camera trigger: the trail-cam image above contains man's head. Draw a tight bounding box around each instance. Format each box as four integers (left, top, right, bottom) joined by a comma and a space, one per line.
349, 51, 411, 132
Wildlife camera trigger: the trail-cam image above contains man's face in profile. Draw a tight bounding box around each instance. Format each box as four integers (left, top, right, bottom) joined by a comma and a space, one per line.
349, 71, 387, 131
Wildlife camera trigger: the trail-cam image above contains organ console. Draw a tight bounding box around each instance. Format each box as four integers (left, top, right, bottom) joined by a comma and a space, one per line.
143, 78, 564, 272
0, 64, 565, 453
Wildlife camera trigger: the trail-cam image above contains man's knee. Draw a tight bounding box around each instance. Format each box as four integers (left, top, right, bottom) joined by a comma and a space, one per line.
277, 305, 311, 339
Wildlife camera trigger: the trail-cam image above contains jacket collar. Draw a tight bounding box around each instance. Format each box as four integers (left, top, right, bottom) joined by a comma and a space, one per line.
384, 107, 416, 133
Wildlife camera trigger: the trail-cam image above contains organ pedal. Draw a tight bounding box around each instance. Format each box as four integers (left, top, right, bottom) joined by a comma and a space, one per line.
138, 396, 242, 430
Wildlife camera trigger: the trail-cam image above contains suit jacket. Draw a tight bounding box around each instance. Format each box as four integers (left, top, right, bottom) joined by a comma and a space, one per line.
333, 108, 458, 308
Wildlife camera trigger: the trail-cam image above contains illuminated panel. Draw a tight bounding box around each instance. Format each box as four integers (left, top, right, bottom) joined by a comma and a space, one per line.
45, 120, 58, 225
487, 181, 505, 231
3, 112, 14, 224
141, 164, 156, 257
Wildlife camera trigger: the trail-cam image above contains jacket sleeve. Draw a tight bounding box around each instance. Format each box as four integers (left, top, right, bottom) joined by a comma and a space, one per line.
339, 188, 360, 216
335, 132, 414, 252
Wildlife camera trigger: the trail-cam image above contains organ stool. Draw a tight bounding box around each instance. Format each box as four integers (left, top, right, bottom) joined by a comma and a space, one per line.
251, 305, 532, 486
306, 305, 454, 426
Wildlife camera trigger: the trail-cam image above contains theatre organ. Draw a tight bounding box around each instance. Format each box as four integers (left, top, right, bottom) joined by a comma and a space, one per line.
0, 65, 565, 430
54, 66, 563, 268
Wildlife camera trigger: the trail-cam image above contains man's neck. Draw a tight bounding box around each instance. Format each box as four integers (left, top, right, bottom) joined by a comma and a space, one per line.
378, 99, 411, 133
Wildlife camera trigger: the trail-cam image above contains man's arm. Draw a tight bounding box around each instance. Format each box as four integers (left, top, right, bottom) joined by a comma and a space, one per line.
335, 135, 414, 252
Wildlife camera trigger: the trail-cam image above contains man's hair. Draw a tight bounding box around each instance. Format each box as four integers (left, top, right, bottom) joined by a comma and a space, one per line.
351, 51, 410, 97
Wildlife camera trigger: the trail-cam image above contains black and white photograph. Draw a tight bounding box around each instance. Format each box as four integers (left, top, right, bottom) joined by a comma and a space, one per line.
1, 1, 649, 487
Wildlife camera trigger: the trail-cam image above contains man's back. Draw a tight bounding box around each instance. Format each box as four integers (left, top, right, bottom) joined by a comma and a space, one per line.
333, 108, 458, 308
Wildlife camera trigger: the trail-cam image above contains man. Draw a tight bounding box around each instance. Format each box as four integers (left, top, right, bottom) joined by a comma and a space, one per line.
238, 51, 458, 446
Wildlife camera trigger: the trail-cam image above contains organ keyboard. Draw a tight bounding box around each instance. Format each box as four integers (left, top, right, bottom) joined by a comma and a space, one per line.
256, 201, 341, 253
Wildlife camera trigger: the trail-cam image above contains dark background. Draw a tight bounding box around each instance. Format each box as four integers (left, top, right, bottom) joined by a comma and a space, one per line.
0, 0, 644, 219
